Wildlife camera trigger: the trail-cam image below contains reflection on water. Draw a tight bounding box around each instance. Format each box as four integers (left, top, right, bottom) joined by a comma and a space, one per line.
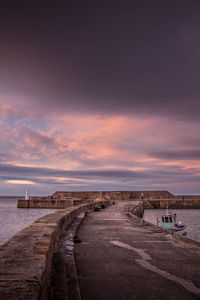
144, 208, 200, 242
0, 197, 57, 246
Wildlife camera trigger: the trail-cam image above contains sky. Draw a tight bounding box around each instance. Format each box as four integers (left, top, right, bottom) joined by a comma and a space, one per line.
0, 0, 200, 195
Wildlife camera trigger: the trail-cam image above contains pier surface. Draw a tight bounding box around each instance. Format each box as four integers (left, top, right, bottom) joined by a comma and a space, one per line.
74, 201, 200, 300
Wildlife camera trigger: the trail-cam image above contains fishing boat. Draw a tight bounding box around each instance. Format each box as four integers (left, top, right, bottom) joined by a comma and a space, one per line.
159, 207, 187, 231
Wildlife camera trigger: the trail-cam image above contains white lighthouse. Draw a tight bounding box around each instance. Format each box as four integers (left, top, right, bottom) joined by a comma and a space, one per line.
25, 189, 30, 200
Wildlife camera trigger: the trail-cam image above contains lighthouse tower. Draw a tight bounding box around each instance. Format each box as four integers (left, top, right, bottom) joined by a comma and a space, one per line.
25, 189, 30, 200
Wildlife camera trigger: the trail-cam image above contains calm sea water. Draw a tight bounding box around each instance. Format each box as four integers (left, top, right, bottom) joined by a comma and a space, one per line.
0, 197, 57, 246
144, 208, 200, 243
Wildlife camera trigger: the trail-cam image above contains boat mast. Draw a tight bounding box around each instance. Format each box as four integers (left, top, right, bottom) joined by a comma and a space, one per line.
166, 201, 169, 215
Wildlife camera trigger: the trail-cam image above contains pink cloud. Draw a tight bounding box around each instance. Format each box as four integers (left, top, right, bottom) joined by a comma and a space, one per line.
1, 107, 200, 192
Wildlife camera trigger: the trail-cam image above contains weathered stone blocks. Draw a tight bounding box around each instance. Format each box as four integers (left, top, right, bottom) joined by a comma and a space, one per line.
0, 200, 110, 300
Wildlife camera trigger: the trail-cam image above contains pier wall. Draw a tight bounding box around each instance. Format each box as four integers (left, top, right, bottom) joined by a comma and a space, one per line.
51, 190, 174, 200
143, 199, 200, 209
18, 191, 200, 209
18, 190, 174, 208
0, 200, 110, 300
17, 198, 89, 208
174, 195, 200, 201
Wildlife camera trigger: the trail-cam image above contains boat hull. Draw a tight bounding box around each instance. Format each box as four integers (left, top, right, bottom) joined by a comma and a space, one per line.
161, 224, 187, 231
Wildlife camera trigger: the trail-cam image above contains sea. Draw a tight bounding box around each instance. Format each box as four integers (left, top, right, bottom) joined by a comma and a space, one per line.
144, 208, 200, 243
0, 197, 200, 246
0, 196, 57, 246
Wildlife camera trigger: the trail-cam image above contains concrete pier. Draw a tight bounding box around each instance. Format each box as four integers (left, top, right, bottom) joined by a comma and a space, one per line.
74, 201, 200, 300
1, 198, 200, 299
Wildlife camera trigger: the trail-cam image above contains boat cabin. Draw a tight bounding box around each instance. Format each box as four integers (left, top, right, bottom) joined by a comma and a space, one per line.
161, 213, 176, 224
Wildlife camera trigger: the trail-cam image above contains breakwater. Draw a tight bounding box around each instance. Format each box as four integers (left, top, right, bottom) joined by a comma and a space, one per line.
0, 200, 110, 300
17, 198, 89, 208
143, 199, 200, 209
18, 190, 200, 209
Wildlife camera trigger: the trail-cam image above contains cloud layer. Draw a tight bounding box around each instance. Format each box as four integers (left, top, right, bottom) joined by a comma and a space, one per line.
0, 105, 200, 195
0, 1, 200, 194
0, 1, 200, 120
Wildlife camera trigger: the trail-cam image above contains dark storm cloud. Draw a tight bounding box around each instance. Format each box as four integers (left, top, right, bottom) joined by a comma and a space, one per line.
0, 163, 199, 185
0, 163, 145, 179
0, 1, 200, 119
150, 149, 200, 160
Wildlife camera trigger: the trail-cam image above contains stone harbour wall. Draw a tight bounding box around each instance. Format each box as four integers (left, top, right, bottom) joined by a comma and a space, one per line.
17, 198, 89, 208
51, 190, 174, 200
174, 195, 200, 201
17, 190, 177, 209
18, 190, 200, 209
143, 199, 200, 209
0, 200, 110, 300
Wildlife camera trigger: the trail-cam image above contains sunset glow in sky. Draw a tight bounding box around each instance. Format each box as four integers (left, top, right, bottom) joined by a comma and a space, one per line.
0, 1, 200, 195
